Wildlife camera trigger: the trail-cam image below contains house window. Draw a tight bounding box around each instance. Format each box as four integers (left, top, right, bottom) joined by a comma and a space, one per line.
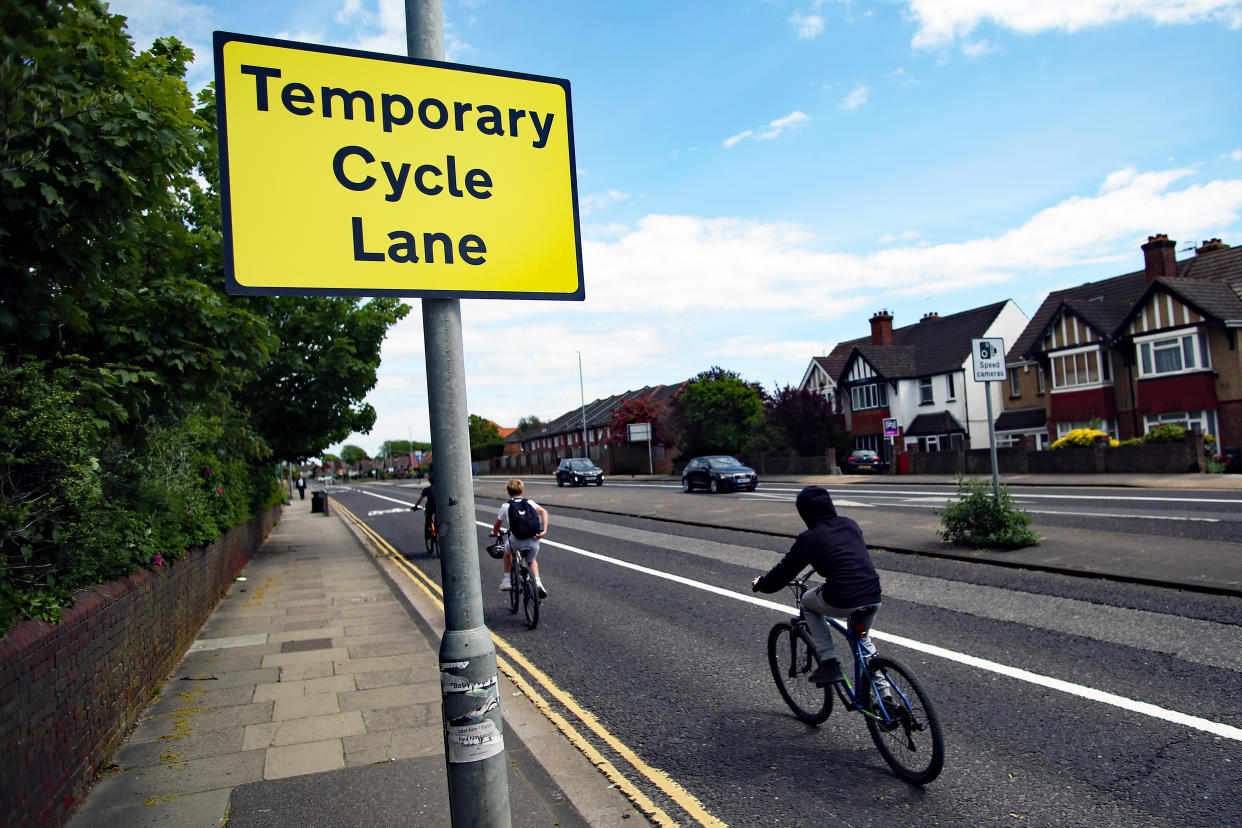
1037, 366, 1046, 394
1143, 409, 1218, 438
1050, 347, 1112, 390
850, 382, 888, 411
1136, 329, 1211, 378
919, 377, 933, 405
1009, 368, 1021, 397
946, 373, 956, 402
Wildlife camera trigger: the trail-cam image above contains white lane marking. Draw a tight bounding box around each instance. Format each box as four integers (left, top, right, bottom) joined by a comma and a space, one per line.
583, 481, 1242, 506
1023, 509, 1219, 522
470, 517, 1242, 744
368, 507, 411, 517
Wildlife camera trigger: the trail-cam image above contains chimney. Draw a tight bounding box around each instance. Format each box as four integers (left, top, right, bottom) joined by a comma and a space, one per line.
1196, 238, 1230, 255
870, 310, 894, 346
1141, 234, 1177, 283
920, 312, 939, 323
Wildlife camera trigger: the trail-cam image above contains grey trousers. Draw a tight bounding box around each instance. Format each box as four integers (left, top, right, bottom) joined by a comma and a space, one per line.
800, 587, 880, 664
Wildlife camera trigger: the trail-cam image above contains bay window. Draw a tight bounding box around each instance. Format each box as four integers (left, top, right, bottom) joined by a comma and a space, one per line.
1136, 329, 1211, 378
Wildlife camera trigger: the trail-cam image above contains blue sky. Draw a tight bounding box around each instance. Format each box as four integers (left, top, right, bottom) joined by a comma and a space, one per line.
107, 0, 1242, 458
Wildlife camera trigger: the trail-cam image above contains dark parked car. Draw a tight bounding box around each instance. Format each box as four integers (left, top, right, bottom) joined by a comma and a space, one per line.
555, 458, 604, 486
842, 449, 889, 474
681, 455, 758, 493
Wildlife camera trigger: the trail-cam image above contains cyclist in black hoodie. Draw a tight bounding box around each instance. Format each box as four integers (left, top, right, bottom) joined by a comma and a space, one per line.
752, 485, 883, 688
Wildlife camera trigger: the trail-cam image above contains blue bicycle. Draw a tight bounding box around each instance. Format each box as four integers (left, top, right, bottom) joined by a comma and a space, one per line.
767, 571, 945, 784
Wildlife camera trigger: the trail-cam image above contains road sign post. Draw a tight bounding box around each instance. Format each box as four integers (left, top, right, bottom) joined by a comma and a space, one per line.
628, 422, 653, 474
971, 338, 1006, 501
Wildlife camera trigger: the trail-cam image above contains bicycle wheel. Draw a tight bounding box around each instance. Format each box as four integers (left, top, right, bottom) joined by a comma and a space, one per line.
522, 572, 540, 629
508, 566, 520, 613
425, 525, 438, 556
767, 623, 831, 725
860, 656, 944, 784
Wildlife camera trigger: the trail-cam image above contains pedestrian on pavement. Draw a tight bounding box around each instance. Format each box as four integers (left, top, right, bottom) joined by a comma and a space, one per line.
492, 478, 549, 598
751, 485, 887, 692
295, 475, 307, 500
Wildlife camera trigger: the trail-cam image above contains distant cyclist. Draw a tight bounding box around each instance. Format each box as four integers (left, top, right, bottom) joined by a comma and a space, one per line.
491, 478, 549, 598
413, 474, 436, 544
752, 485, 883, 689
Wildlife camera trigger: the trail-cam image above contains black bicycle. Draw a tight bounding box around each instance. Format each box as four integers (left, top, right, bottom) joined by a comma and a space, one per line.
411, 505, 438, 556
488, 529, 539, 629
766, 572, 944, 784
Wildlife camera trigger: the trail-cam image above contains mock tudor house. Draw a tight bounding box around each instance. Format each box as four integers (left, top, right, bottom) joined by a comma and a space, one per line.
1001, 235, 1242, 451
801, 301, 1030, 463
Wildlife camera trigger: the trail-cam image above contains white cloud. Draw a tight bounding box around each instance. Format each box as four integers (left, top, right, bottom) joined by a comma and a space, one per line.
878, 229, 924, 243
839, 85, 869, 110
760, 111, 811, 139
724, 111, 808, 147
338, 164, 1242, 452
961, 38, 997, 57
1228, 149, 1242, 162
790, 12, 826, 39
580, 189, 631, 215
905, 0, 1242, 49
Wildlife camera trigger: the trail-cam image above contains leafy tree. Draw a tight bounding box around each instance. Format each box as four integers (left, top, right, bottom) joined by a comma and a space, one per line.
0, 3, 406, 628
377, 439, 430, 457
607, 397, 673, 447
468, 415, 504, 460
515, 415, 545, 436
671, 367, 767, 458
340, 445, 369, 465
766, 385, 844, 456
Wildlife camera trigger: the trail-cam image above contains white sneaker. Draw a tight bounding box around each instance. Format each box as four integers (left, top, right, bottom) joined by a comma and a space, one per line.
535, 580, 548, 599
499, 575, 512, 591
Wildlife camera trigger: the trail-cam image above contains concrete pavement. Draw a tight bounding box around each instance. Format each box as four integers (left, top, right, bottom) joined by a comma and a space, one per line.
66, 471, 1240, 826
68, 497, 638, 828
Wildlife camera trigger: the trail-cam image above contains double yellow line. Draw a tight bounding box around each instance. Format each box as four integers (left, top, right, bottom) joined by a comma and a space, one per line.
333, 499, 725, 827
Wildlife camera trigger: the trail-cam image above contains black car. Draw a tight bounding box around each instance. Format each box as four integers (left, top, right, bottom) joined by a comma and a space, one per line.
681, 455, 758, 493
555, 458, 604, 486
842, 449, 889, 474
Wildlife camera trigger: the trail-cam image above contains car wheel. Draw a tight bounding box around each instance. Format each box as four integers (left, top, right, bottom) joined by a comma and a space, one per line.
595, 479, 603, 486
557, 478, 564, 487
747, 484, 757, 491
709, 478, 720, 494
682, 478, 692, 493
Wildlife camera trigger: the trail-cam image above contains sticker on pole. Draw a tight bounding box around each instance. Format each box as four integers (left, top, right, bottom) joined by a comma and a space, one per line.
213, 31, 584, 299
971, 338, 1006, 382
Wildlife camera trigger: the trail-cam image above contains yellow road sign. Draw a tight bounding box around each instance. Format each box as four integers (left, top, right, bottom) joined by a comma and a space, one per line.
214, 32, 583, 299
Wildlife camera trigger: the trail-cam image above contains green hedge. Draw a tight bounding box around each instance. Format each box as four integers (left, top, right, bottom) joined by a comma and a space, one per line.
0, 363, 280, 630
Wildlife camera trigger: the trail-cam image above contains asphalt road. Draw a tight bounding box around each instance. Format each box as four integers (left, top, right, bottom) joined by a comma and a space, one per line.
329, 483, 1242, 827
574, 479, 1242, 543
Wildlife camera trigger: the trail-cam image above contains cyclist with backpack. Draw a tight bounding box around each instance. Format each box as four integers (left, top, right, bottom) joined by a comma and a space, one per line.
412, 474, 437, 544
491, 478, 550, 598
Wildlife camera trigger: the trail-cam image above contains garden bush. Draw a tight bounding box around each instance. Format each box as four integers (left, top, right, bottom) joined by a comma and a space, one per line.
934, 475, 1040, 549
1050, 428, 1118, 449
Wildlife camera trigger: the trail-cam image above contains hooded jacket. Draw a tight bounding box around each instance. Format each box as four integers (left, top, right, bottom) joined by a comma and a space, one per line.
752, 486, 881, 607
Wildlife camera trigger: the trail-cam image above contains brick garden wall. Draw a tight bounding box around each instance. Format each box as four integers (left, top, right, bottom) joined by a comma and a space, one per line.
0, 506, 280, 828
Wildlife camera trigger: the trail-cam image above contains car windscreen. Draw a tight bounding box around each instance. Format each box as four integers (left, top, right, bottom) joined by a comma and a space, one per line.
707, 456, 744, 468
568, 459, 596, 469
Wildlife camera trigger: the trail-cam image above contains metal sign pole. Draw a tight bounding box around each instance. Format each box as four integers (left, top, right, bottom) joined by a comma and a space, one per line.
406, 3, 511, 826
985, 380, 1000, 501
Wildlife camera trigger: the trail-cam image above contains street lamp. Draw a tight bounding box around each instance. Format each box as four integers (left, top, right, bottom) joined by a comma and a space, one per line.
577, 351, 587, 459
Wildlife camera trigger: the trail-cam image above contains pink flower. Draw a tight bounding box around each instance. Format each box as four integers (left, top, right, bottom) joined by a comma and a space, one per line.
154, 553, 164, 566
216, 487, 223, 494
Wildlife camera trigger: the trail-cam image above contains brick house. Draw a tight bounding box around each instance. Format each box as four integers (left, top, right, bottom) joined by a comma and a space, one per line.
802, 302, 1030, 463
1001, 235, 1242, 452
